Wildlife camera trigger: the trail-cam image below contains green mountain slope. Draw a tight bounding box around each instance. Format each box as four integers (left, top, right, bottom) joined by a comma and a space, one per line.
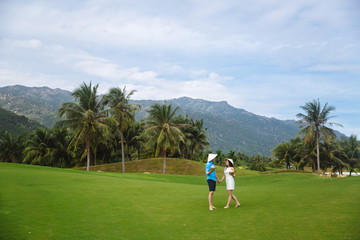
0, 108, 45, 135
0, 85, 73, 127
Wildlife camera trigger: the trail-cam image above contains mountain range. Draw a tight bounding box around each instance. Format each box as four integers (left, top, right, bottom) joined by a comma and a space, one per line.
0, 85, 346, 156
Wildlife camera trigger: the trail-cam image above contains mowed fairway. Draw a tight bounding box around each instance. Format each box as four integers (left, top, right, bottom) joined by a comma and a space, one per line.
1, 163, 359, 240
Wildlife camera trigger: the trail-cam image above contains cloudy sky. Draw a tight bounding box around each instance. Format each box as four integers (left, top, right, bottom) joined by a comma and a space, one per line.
0, 0, 359, 136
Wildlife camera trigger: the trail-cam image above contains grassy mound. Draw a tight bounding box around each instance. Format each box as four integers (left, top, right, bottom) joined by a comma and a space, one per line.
1, 163, 359, 239
81, 158, 261, 176
86, 158, 207, 175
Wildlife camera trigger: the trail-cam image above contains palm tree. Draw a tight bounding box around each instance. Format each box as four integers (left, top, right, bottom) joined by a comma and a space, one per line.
272, 142, 294, 169
123, 122, 144, 161
296, 99, 342, 174
103, 87, 139, 173
319, 137, 339, 174
23, 128, 53, 165
337, 135, 360, 176
295, 137, 317, 171
0, 132, 25, 163
50, 128, 75, 168
173, 115, 192, 159
189, 119, 209, 160
57, 82, 111, 171
144, 103, 184, 174
288, 137, 308, 170
94, 123, 119, 165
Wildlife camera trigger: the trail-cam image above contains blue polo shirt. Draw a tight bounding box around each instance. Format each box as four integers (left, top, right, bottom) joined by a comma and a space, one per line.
205, 162, 216, 181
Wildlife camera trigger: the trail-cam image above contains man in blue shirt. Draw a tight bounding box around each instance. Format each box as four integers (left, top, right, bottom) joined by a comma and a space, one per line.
206, 153, 220, 210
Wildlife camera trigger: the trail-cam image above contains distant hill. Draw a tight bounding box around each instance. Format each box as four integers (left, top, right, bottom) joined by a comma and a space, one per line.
0, 85, 73, 127
0, 108, 45, 135
0, 85, 346, 155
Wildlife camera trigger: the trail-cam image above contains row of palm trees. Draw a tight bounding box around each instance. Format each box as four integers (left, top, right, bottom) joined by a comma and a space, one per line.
272, 135, 360, 175
274, 99, 359, 175
38, 82, 209, 173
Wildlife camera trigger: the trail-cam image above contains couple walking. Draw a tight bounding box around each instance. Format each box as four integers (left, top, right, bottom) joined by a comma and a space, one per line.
206, 153, 240, 211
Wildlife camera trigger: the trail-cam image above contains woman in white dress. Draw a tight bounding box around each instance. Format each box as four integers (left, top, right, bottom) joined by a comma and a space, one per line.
219, 158, 241, 208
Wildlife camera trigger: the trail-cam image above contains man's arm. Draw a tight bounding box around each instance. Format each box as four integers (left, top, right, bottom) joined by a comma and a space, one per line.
205, 164, 211, 175
206, 166, 213, 175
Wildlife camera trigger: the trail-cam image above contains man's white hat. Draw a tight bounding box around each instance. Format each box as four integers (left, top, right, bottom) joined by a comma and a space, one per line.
227, 158, 234, 166
207, 153, 217, 162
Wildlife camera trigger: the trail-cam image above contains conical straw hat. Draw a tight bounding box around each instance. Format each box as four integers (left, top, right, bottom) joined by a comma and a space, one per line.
207, 153, 218, 162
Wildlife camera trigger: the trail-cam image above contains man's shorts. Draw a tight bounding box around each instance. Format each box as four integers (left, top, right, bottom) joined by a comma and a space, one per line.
207, 179, 216, 192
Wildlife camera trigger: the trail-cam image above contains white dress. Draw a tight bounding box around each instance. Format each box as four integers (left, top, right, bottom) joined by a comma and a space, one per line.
224, 167, 235, 190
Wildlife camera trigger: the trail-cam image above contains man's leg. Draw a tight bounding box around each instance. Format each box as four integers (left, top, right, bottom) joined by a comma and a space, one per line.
208, 191, 214, 210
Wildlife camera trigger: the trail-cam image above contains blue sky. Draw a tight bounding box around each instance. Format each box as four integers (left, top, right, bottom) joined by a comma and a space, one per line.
0, 0, 359, 136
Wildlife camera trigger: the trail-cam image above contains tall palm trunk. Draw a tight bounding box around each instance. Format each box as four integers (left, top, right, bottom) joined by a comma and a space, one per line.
163, 151, 166, 174
86, 137, 91, 171
312, 157, 316, 172
323, 159, 329, 174
127, 144, 132, 161
182, 145, 185, 159
316, 127, 320, 174
120, 129, 125, 173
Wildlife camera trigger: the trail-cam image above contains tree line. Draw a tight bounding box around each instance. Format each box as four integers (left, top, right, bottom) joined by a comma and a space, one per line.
0, 83, 359, 175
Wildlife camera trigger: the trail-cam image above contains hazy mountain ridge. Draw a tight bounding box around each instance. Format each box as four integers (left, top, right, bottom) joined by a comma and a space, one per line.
0, 85, 345, 155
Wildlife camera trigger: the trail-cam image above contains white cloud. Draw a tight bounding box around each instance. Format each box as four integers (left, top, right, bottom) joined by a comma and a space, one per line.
2, 0, 356, 58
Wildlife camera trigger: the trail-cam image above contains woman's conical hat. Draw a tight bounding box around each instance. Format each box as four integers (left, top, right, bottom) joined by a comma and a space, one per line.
227, 158, 234, 165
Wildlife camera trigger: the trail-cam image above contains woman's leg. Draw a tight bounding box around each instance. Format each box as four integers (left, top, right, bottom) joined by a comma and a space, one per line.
232, 193, 240, 207
224, 190, 232, 208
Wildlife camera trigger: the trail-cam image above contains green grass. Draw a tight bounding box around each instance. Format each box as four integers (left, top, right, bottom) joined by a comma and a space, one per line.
1, 162, 359, 240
